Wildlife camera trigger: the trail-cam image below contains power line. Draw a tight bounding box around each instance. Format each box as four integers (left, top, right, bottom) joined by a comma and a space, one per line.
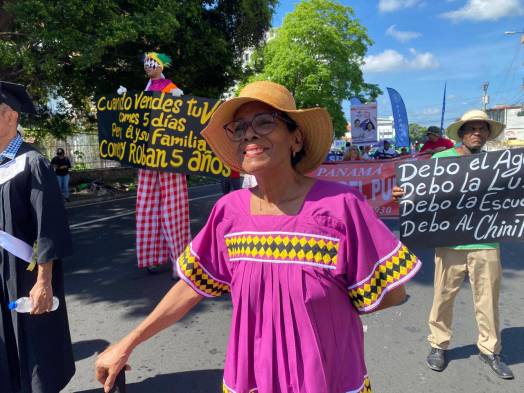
442, 87, 522, 107
490, 39, 523, 104
507, 86, 524, 105
510, 92, 524, 106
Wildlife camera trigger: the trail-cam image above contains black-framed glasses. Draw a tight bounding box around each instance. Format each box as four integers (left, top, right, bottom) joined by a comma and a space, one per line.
223, 112, 296, 142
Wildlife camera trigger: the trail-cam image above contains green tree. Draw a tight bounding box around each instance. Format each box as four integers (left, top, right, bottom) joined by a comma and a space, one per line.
0, 0, 276, 139
409, 123, 427, 143
244, 0, 380, 136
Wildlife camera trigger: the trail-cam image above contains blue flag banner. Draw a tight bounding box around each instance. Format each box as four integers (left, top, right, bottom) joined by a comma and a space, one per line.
440, 82, 447, 135
387, 87, 410, 148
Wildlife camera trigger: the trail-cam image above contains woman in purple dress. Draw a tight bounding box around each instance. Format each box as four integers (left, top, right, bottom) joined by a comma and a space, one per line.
95, 81, 421, 393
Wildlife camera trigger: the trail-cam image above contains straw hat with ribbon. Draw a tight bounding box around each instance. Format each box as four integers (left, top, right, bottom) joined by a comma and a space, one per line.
446, 109, 505, 141
201, 81, 333, 174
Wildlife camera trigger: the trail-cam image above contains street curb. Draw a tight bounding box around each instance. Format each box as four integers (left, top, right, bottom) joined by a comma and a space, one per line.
65, 183, 220, 208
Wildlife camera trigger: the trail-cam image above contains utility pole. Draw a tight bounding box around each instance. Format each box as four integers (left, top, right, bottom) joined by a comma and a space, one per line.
481, 82, 489, 111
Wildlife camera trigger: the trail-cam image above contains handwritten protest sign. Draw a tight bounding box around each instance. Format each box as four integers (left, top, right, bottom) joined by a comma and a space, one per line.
97, 92, 231, 178
396, 148, 524, 248
311, 156, 428, 217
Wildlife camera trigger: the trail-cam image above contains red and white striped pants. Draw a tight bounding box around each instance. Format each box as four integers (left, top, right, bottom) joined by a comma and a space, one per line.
136, 169, 191, 268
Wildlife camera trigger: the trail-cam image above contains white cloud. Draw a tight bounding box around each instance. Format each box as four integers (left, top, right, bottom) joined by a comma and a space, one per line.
379, 0, 422, 12
420, 107, 441, 116
408, 48, 438, 68
363, 49, 439, 73
441, 0, 524, 21
363, 50, 404, 73
386, 25, 421, 42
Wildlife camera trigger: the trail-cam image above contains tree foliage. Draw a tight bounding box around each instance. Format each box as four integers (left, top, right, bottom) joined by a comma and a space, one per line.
409, 123, 427, 143
0, 0, 276, 139
244, 0, 381, 136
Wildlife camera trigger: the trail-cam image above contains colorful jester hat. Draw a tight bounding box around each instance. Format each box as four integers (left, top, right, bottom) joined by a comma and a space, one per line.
143, 52, 172, 70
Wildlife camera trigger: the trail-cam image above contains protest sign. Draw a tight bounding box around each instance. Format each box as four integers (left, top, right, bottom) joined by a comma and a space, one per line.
396, 148, 524, 248
312, 156, 429, 217
350, 102, 377, 145
97, 92, 231, 178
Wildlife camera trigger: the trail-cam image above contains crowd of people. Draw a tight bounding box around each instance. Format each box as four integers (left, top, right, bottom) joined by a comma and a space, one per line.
340, 125, 456, 163
0, 71, 517, 393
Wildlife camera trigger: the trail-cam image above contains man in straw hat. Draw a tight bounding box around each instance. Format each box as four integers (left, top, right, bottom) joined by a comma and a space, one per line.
96, 80, 422, 393
0, 82, 75, 392
393, 109, 513, 379
419, 125, 454, 154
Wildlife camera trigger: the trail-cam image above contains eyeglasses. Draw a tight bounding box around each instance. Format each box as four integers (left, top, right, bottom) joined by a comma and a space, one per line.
223, 112, 296, 142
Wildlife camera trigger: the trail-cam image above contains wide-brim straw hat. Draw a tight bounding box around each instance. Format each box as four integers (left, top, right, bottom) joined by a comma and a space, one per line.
446, 109, 505, 141
201, 81, 333, 174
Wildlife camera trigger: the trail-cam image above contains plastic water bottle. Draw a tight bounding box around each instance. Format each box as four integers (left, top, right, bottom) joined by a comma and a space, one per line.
8, 297, 59, 313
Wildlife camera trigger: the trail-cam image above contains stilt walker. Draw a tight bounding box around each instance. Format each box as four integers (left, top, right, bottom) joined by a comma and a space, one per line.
120, 52, 191, 275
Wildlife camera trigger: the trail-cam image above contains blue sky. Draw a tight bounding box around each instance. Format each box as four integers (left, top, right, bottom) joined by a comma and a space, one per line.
273, 0, 524, 127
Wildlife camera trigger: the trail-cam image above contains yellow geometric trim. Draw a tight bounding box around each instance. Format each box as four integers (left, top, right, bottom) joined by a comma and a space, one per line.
222, 382, 257, 393
225, 233, 339, 267
178, 246, 230, 297
222, 377, 369, 393
349, 244, 418, 311
359, 376, 372, 393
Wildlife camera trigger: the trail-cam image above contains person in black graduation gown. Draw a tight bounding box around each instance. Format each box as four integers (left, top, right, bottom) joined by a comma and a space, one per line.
0, 82, 75, 393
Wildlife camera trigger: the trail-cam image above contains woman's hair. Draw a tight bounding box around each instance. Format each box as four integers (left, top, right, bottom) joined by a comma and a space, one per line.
56, 148, 64, 154
279, 111, 305, 168
366, 121, 375, 130
344, 146, 361, 161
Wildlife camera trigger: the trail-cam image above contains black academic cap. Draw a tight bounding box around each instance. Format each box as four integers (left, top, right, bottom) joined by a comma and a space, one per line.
0, 81, 36, 114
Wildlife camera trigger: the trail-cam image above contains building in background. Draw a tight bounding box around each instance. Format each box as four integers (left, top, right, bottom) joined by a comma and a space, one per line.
377, 116, 396, 141
487, 105, 524, 145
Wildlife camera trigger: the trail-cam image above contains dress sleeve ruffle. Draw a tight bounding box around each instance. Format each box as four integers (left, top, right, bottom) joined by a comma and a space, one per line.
341, 191, 421, 313
176, 203, 231, 297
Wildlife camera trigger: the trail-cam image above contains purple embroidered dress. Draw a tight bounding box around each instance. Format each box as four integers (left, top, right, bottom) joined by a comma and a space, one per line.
177, 180, 421, 393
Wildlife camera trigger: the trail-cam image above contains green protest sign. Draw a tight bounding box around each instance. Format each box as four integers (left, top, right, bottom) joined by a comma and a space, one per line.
97, 92, 231, 178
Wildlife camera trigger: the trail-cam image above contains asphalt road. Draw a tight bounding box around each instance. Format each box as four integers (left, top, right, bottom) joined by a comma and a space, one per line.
62, 184, 524, 393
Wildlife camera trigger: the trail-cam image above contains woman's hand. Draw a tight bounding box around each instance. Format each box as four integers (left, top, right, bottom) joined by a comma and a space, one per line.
95, 341, 132, 392
94, 281, 203, 392
392, 186, 405, 201
29, 280, 53, 314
